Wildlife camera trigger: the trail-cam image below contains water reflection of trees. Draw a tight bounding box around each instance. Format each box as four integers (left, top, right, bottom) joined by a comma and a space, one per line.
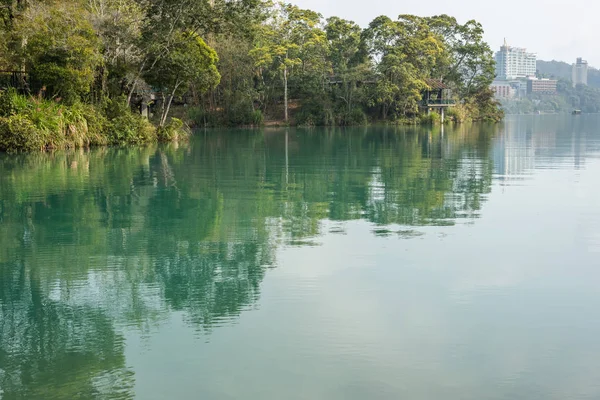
0, 125, 495, 397
0, 260, 134, 399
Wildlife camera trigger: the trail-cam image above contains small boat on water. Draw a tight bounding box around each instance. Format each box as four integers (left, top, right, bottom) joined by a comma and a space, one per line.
572, 109, 582, 115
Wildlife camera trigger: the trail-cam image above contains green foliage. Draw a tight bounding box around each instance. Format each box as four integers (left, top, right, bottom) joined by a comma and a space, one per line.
0, 88, 28, 116
420, 112, 441, 125
0, 0, 503, 151
189, 105, 264, 127
0, 90, 164, 152
14, 2, 102, 104
466, 88, 505, 122
445, 104, 470, 123
426, 15, 496, 98
340, 108, 368, 126
188, 107, 220, 127
145, 33, 220, 97
104, 97, 156, 144
564, 83, 600, 113
295, 103, 366, 127
250, 109, 264, 126
295, 100, 335, 127
0, 114, 46, 152
500, 79, 600, 115
145, 31, 220, 126
157, 117, 188, 142
363, 15, 445, 118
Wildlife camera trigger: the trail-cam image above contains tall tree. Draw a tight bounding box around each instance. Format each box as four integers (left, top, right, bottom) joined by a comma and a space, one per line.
87, 0, 145, 98
325, 17, 369, 113
426, 15, 496, 98
363, 15, 444, 118
251, 3, 328, 122
12, 1, 102, 103
144, 31, 220, 127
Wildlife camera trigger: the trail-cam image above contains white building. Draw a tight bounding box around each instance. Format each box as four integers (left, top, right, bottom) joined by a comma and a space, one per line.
572, 58, 588, 87
495, 39, 537, 80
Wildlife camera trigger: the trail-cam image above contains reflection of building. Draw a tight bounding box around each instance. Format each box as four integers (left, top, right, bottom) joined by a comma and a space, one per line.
527, 78, 557, 94
572, 57, 588, 87
495, 39, 537, 80
493, 116, 589, 179
493, 118, 535, 178
491, 81, 516, 99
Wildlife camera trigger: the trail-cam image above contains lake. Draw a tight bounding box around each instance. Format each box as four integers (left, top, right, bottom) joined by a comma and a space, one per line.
1, 115, 600, 399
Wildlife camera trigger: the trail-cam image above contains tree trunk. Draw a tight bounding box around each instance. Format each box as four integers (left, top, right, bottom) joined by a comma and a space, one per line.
160, 82, 181, 127
346, 81, 351, 113
349, 82, 354, 112
284, 65, 289, 123
127, 79, 137, 108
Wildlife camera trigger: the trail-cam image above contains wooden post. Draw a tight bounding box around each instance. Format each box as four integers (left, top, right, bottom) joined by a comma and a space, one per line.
441, 107, 445, 124
141, 94, 149, 118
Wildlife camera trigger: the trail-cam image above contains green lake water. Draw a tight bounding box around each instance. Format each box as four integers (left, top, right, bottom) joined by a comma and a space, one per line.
1, 115, 600, 399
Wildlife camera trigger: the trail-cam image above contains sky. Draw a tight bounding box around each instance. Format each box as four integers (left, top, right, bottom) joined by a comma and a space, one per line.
291, 0, 600, 68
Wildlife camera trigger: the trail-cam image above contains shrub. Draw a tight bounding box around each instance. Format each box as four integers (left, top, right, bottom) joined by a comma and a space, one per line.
0, 93, 161, 152
157, 118, 189, 142
104, 97, 156, 145
295, 110, 317, 127
189, 107, 219, 127
78, 103, 109, 146
296, 105, 335, 127
189, 104, 264, 127
223, 103, 264, 126
340, 108, 368, 126
419, 112, 441, 125
445, 105, 469, 123
0, 89, 29, 117
250, 109, 264, 126
0, 115, 47, 152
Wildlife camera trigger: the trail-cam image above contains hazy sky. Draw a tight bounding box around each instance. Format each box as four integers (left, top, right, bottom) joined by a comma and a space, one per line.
292, 0, 600, 68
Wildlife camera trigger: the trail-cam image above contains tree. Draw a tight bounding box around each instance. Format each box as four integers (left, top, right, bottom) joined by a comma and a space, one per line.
12, 1, 102, 103
325, 17, 369, 113
144, 31, 220, 127
426, 15, 496, 98
251, 3, 328, 122
363, 15, 444, 118
87, 0, 145, 98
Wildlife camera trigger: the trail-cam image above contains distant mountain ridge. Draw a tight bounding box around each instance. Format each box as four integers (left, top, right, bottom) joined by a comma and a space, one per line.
537, 60, 600, 88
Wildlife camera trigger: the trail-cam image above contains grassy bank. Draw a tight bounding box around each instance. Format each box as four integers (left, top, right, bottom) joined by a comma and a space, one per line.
0, 90, 188, 153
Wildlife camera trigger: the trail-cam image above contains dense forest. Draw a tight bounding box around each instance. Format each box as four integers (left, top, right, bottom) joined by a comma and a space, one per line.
0, 0, 503, 152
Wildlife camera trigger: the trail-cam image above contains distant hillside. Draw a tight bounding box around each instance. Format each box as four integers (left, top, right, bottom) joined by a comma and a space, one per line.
537, 60, 600, 88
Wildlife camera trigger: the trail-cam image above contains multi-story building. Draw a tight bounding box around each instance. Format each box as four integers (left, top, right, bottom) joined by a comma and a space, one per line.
495, 39, 537, 80
572, 57, 588, 87
491, 81, 516, 99
527, 78, 557, 94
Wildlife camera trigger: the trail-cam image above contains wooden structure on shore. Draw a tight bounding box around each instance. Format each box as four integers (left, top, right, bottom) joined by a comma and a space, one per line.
421, 79, 456, 122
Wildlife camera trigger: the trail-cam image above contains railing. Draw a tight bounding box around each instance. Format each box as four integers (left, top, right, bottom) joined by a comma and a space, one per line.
423, 99, 456, 106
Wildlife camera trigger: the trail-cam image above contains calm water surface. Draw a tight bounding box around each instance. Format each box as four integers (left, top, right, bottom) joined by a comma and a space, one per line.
1, 116, 600, 399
